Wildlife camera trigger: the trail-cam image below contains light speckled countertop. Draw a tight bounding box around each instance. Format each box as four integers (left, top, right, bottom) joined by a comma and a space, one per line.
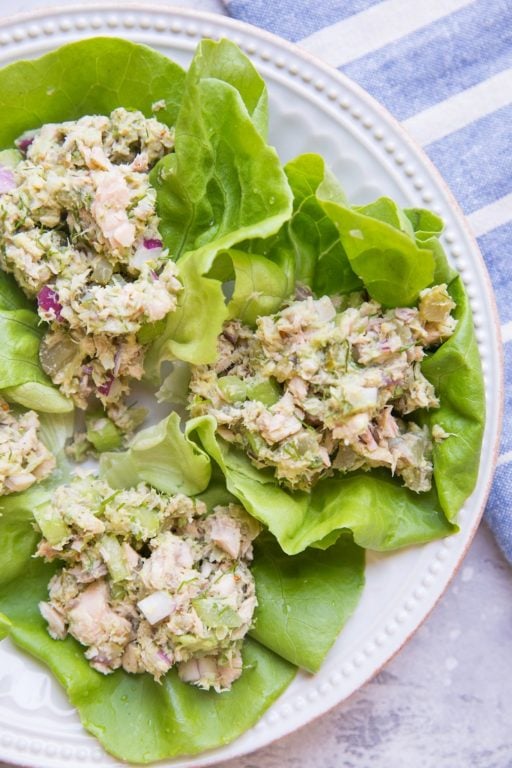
223, 524, 512, 768
1, 2, 510, 767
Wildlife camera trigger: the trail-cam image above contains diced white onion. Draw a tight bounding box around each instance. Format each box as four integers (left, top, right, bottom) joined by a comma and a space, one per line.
315, 296, 337, 322
130, 244, 162, 270
137, 591, 175, 625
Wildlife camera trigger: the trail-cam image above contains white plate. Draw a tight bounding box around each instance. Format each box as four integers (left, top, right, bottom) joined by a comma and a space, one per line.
0, 5, 502, 768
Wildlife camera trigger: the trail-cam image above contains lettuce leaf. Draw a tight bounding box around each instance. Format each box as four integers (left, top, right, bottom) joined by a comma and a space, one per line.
175, 245, 292, 330
146, 39, 293, 371
0, 37, 185, 148
151, 39, 290, 261
237, 153, 362, 296
321, 198, 436, 306
421, 277, 485, 520
38, 411, 74, 459
100, 412, 211, 496
251, 532, 364, 671
0, 268, 32, 310
0, 470, 364, 763
0, 272, 73, 413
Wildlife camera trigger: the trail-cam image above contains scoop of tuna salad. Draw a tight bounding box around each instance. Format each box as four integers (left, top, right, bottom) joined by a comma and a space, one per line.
36, 476, 260, 691
189, 285, 457, 492
0, 397, 56, 494
0, 108, 181, 432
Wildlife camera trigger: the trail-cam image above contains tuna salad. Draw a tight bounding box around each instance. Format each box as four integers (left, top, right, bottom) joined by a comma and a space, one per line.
36, 477, 260, 691
189, 285, 457, 492
0, 108, 181, 431
0, 398, 55, 494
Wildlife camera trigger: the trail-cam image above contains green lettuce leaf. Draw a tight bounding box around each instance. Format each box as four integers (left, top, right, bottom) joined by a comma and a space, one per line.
320, 198, 436, 306
251, 532, 364, 671
188, 416, 455, 555
151, 39, 290, 261
0, 469, 364, 762
146, 39, 292, 370
38, 411, 74, 458
0, 271, 72, 412
0, 294, 73, 412
143, 248, 229, 372
0, 37, 185, 148
283, 154, 361, 294
0, 269, 32, 311
404, 207, 444, 235
237, 153, 362, 296
226, 249, 291, 325
100, 412, 211, 496
421, 277, 485, 521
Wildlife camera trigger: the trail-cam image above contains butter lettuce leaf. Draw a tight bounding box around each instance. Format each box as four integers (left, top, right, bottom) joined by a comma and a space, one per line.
320, 199, 435, 306
100, 412, 211, 496
421, 277, 485, 521
0, 37, 185, 148
251, 532, 364, 671
0, 268, 32, 311
0, 272, 72, 413
144, 248, 229, 371
238, 153, 362, 296
147, 39, 292, 371
283, 153, 361, 295
151, 39, 290, 261
224, 248, 291, 326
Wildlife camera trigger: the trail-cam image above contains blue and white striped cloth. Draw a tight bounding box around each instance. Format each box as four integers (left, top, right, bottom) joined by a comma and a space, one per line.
224, 0, 512, 561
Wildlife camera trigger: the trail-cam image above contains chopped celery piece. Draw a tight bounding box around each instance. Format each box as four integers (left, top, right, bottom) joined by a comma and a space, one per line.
246, 431, 266, 455
247, 378, 281, 406
99, 535, 130, 582
33, 501, 69, 546
133, 506, 161, 539
171, 633, 221, 652
218, 376, 247, 404
193, 598, 243, 629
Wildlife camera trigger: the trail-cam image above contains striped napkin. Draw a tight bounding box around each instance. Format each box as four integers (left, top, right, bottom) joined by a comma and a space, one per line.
224, 0, 512, 561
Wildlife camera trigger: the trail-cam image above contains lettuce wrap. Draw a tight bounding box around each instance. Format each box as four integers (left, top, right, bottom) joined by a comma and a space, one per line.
0, 417, 364, 763
188, 154, 485, 554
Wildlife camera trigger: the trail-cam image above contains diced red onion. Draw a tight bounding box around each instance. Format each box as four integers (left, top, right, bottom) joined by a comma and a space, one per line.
0, 166, 16, 194
37, 286, 62, 319
157, 650, 172, 665
150, 270, 159, 281
16, 132, 36, 153
82, 365, 93, 375
97, 374, 114, 397
143, 238, 163, 250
